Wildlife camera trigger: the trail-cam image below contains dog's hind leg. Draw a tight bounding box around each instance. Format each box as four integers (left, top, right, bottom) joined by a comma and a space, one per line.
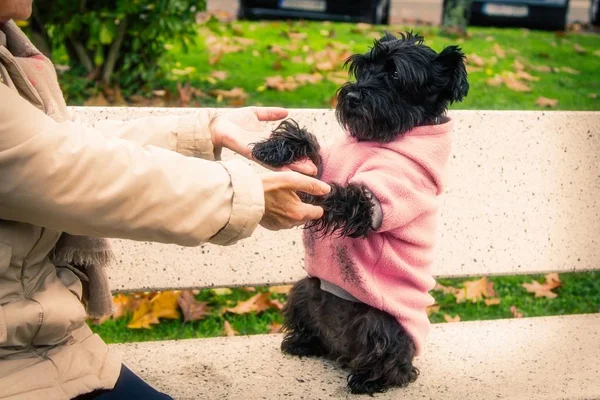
316, 297, 419, 395
280, 278, 327, 358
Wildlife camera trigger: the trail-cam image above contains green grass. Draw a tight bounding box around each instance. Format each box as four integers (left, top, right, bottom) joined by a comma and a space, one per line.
159, 19, 600, 110
90, 271, 600, 343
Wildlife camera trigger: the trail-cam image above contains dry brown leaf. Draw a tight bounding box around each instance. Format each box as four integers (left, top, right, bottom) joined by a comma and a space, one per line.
268, 322, 283, 333
545, 272, 561, 285
243, 287, 256, 292
574, 44, 587, 54
225, 293, 273, 314
291, 55, 304, 64
209, 87, 248, 99
177, 290, 212, 322
269, 299, 286, 311
466, 65, 484, 73
493, 44, 505, 58
351, 23, 372, 33
533, 65, 552, 73
486, 75, 504, 87
594, 50, 600, 57
535, 97, 559, 108
516, 71, 540, 81
433, 282, 460, 295
522, 274, 561, 299
510, 305, 523, 318
467, 53, 485, 67
265, 75, 298, 92
426, 304, 440, 316
561, 66, 580, 75
272, 59, 284, 71
513, 59, 525, 71
315, 61, 335, 72
233, 36, 255, 46
287, 31, 308, 41
294, 73, 323, 84
443, 314, 461, 323
83, 93, 110, 107
329, 95, 338, 108
503, 75, 531, 92
326, 71, 348, 85
269, 285, 293, 295
589, 93, 599, 99
269, 45, 288, 58
223, 320, 238, 337
455, 277, 496, 303
484, 298, 501, 306
211, 71, 229, 81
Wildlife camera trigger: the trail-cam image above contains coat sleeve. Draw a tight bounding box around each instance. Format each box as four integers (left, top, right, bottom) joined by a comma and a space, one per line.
0, 84, 264, 246
349, 152, 437, 233
86, 110, 222, 161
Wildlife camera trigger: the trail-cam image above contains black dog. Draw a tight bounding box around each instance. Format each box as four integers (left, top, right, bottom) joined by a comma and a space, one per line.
252, 32, 468, 395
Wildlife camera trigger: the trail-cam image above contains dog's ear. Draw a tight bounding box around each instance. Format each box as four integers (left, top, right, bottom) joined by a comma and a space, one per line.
380, 31, 397, 42
435, 45, 469, 103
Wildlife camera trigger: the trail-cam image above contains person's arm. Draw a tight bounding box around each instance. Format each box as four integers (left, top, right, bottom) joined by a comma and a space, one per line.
0, 84, 262, 246
88, 111, 221, 160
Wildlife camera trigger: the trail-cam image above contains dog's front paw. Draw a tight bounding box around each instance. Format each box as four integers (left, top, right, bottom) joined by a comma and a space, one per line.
251, 119, 321, 169
281, 332, 324, 358
347, 374, 387, 396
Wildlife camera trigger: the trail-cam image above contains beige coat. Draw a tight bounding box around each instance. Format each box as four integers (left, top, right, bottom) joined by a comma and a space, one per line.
0, 21, 265, 399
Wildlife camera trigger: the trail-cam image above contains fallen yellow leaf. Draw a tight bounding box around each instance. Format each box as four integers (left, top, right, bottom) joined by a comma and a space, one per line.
127, 298, 159, 329
149, 291, 180, 320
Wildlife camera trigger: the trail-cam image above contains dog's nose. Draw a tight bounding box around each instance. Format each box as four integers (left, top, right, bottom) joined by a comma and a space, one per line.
347, 91, 362, 106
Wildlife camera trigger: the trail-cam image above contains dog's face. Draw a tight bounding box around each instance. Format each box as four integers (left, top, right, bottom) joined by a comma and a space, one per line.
336, 32, 469, 142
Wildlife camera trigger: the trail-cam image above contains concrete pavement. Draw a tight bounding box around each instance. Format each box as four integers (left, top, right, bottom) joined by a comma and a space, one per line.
207, 0, 592, 25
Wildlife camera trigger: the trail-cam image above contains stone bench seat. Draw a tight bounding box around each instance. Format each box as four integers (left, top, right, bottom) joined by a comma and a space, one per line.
70, 107, 600, 399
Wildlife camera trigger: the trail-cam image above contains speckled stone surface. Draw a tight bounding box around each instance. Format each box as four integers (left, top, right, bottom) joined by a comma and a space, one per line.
111, 313, 600, 400
69, 108, 600, 292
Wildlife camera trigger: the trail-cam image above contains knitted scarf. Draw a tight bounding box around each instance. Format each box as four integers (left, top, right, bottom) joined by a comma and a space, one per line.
0, 21, 114, 318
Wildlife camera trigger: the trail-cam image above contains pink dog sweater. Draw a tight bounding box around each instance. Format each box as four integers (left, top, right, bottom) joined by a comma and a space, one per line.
303, 118, 453, 356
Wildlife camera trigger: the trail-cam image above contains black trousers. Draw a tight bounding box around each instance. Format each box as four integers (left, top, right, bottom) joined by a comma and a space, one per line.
73, 364, 173, 399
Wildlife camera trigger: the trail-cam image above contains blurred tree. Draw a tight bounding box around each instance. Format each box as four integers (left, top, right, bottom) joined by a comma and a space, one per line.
27, 0, 205, 97
441, 0, 474, 36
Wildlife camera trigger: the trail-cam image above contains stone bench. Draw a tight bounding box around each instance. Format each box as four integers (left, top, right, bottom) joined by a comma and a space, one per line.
72, 107, 600, 399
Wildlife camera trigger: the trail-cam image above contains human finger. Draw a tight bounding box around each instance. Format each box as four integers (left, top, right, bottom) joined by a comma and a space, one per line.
252, 107, 289, 122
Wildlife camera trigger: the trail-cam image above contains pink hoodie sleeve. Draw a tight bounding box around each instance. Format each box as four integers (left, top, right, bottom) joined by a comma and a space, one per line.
349, 153, 438, 233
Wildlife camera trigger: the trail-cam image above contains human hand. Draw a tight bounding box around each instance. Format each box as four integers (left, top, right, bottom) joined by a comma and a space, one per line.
209, 107, 318, 176
260, 171, 331, 231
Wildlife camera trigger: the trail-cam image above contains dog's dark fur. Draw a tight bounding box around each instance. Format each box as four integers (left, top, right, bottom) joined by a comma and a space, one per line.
252, 32, 468, 395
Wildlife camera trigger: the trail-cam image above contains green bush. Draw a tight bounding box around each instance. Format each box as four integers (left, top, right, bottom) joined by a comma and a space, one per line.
28, 0, 205, 100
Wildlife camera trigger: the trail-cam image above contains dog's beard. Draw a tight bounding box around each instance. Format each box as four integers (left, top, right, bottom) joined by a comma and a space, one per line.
335, 83, 420, 142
